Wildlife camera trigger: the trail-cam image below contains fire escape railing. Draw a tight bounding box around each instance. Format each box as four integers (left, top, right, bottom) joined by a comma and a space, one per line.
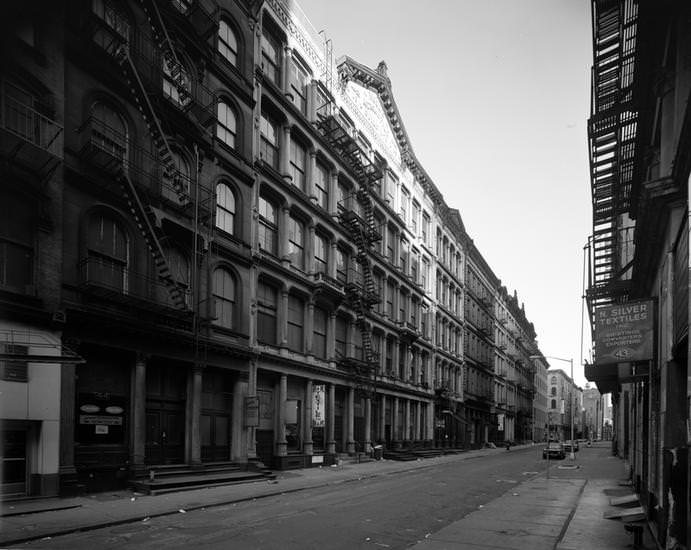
316, 109, 383, 398
586, 0, 639, 329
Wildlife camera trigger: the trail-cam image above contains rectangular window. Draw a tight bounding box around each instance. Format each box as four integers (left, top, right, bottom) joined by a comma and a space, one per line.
288, 216, 305, 269
289, 57, 310, 114
412, 201, 420, 235
314, 162, 329, 209
335, 316, 347, 358
313, 307, 327, 359
336, 249, 347, 283
386, 281, 394, 318
422, 212, 430, 244
0, 344, 28, 382
287, 295, 304, 352
290, 141, 307, 191
314, 235, 328, 275
386, 171, 396, 208
399, 239, 408, 275
257, 282, 277, 345
257, 197, 277, 255
259, 114, 279, 170
261, 32, 281, 85
400, 186, 409, 223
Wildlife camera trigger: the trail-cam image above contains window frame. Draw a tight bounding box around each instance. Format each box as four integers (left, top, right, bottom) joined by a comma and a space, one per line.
216, 100, 237, 148
218, 19, 239, 66
212, 267, 236, 329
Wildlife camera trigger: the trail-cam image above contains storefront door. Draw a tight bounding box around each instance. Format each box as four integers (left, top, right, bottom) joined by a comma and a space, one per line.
145, 403, 185, 464
201, 413, 230, 462
1, 429, 26, 496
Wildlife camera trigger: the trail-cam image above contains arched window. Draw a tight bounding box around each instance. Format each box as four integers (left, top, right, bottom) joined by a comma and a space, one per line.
551, 376, 557, 385
551, 387, 557, 396
213, 268, 235, 329
218, 20, 238, 66
86, 213, 128, 292
0, 192, 34, 293
166, 246, 190, 306
216, 101, 237, 148
257, 196, 277, 254
215, 183, 236, 235
162, 55, 191, 107
91, 101, 127, 161
164, 150, 191, 203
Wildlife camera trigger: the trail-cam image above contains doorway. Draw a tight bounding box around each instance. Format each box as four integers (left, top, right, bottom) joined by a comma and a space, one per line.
1, 428, 27, 496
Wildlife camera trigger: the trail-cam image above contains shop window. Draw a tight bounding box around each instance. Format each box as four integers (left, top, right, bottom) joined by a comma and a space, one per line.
218, 19, 238, 66
212, 268, 235, 329
215, 182, 236, 235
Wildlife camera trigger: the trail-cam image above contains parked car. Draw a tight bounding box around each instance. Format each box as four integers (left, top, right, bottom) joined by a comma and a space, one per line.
563, 440, 579, 452
542, 441, 566, 459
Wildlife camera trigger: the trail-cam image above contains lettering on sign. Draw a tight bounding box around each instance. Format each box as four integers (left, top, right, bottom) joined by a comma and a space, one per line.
594, 299, 654, 365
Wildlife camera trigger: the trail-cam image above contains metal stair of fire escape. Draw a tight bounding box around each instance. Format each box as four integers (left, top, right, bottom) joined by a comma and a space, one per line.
316, 112, 382, 398
113, 43, 190, 312
587, 0, 638, 313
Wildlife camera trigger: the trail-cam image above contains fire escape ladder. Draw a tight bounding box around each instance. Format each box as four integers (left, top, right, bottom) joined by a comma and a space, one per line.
114, 46, 189, 205
139, 0, 190, 99
115, 165, 187, 310
586, 0, 639, 324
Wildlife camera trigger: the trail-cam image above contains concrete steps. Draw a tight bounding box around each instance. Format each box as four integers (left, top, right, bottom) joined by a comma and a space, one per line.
132, 462, 275, 496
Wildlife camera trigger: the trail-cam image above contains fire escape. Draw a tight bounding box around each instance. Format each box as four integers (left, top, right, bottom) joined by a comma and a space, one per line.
96, 1, 216, 323
586, 0, 639, 329
315, 110, 383, 398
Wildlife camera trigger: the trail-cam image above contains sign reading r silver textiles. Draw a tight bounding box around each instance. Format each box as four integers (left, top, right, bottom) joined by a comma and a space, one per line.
594, 300, 654, 365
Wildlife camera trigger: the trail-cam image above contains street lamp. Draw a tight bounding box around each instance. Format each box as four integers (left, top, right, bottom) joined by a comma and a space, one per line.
530, 354, 576, 460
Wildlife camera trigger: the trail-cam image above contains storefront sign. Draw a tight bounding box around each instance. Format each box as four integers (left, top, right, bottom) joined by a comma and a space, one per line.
245, 396, 259, 427
594, 300, 654, 365
79, 415, 123, 425
312, 384, 325, 428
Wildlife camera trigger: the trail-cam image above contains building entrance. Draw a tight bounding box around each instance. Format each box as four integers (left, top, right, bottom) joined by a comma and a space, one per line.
1, 428, 26, 496
145, 360, 186, 465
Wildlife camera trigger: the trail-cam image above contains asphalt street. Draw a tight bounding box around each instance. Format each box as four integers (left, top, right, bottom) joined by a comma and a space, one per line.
16, 447, 548, 549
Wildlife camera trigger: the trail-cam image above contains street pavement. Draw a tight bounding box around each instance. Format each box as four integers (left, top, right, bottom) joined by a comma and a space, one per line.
0, 441, 656, 549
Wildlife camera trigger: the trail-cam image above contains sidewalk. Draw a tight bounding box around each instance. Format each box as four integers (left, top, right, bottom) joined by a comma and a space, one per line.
0, 442, 653, 549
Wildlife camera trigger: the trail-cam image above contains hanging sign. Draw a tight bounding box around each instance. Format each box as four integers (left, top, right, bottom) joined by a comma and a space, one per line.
594, 300, 654, 365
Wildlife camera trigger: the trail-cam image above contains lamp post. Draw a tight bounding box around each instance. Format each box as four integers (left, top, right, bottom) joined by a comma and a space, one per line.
530, 354, 576, 460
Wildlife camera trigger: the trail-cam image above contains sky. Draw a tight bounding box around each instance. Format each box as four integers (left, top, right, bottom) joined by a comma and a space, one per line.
294, 0, 594, 386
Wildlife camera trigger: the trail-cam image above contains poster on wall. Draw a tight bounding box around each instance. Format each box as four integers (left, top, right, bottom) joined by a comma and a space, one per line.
312, 384, 325, 427
594, 300, 654, 365
77, 393, 125, 445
